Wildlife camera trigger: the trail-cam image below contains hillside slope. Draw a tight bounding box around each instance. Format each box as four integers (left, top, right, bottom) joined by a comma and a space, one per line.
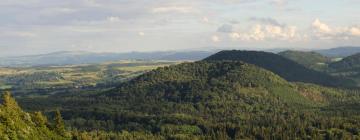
328, 53, 360, 86
278, 50, 330, 71
204, 50, 353, 87
108, 61, 310, 105
329, 53, 360, 71
0, 92, 67, 139
16, 60, 360, 139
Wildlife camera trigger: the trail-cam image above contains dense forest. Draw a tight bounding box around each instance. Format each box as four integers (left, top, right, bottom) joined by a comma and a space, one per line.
2, 50, 360, 139
204, 50, 355, 87
0, 92, 67, 139
278, 50, 331, 71
329, 53, 360, 71
13, 59, 360, 139
279, 51, 360, 87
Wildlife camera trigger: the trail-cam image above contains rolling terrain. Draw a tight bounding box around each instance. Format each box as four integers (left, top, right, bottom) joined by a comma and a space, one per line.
1, 49, 360, 139
204, 50, 354, 87
279, 50, 360, 87
12, 50, 360, 139
0, 60, 179, 92
327, 53, 360, 86
0, 51, 212, 67
278, 50, 331, 71
315, 46, 360, 57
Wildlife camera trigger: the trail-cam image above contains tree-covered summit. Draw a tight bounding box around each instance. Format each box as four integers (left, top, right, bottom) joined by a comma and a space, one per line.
204, 50, 353, 87
278, 50, 330, 71
108, 61, 301, 104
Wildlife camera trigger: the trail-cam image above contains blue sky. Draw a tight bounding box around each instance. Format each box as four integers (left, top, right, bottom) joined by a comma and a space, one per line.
0, 0, 359, 56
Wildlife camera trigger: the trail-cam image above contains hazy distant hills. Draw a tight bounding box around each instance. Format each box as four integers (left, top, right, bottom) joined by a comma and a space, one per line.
1, 46, 359, 67
0, 51, 214, 67
315, 46, 360, 57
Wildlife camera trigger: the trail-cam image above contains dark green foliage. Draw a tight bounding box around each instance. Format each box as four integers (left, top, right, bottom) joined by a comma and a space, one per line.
5, 51, 360, 139
315, 46, 360, 57
0, 92, 67, 139
326, 53, 360, 87
54, 109, 67, 137
278, 50, 330, 71
71, 130, 166, 140
204, 50, 354, 87
4, 71, 64, 85
329, 53, 360, 71
15, 61, 360, 139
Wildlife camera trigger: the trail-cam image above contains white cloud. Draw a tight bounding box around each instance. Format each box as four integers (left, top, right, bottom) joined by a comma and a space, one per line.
226, 17, 300, 41
251, 25, 266, 41
202, 17, 209, 23
311, 19, 360, 40
106, 16, 121, 22
16, 32, 37, 37
152, 6, 193, 13
229, 32, 241, 40
228, 23, 299, 41
350, 27, 360, 36
51, 7, 77, 13
312, 19, 332, 34
1, 31, 37, 38
265, 25, 297, 39
138, 32, 145, 36
271, 0, 287, 5
211, 35, 220, 42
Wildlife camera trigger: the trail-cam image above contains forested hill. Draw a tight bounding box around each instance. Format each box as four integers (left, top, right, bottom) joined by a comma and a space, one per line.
16, 60, 360, 139
278, 50, 330, 71
109, 61, 296, 102
315, 46, 360, 57
76, 61, 358, 139
329, 53, 360, 71
203, 50, 353, 87
109, 61, 289, 100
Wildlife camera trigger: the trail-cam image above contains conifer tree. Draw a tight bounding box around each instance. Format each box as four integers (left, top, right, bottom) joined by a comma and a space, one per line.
54, 109, 67, 136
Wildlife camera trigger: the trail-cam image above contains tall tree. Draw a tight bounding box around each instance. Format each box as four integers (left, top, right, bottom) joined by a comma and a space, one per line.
54, 109, 66, 136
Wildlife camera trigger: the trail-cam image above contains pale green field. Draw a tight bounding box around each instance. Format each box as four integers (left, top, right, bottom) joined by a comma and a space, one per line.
0, 60, 182, 89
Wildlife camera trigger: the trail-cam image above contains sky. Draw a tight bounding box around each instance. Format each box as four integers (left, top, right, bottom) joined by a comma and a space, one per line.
0, 0, 359, 56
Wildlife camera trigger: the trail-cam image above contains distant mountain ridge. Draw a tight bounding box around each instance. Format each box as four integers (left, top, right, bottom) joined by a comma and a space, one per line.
204, 50, 354, 87
315, 46, 360, 57
0, 51, 214, 67
2, 46, 359, 67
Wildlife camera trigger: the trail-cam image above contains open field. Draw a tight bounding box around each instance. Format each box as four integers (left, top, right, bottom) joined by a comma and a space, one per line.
0, 60, 182, 90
